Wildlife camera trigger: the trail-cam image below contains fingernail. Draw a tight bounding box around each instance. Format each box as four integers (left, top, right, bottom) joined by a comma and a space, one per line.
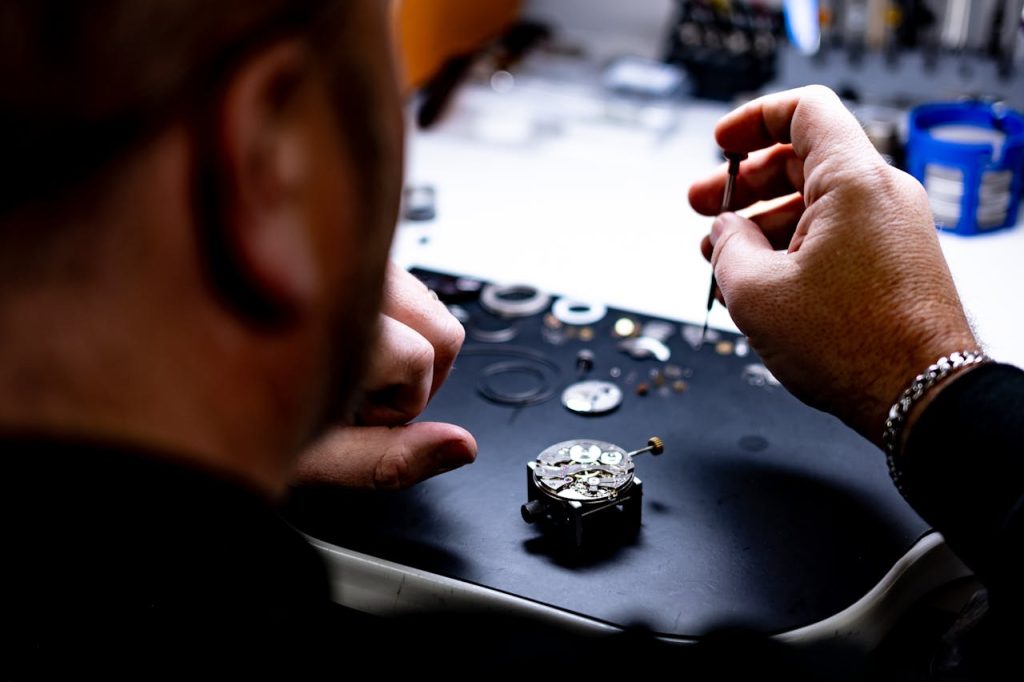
709, 212, 734, 247
437, 442, 474, 467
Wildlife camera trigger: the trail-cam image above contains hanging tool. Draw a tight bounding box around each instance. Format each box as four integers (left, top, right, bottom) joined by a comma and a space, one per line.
700, 151, 746, 349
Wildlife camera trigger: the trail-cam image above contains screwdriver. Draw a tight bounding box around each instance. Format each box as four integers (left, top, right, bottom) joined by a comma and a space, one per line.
699, 151, 746, 349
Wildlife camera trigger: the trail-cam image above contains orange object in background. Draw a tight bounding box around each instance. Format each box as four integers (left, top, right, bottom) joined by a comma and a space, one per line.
394, 0, 522, 91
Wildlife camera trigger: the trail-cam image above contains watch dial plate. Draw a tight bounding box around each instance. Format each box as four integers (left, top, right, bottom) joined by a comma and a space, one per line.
561, 380, 623, 415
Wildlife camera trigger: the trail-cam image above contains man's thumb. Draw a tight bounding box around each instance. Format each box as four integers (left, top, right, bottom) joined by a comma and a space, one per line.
709, 211, 775, 307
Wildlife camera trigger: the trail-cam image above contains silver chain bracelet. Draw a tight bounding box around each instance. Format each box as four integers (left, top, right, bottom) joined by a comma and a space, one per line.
883, 350, 990, 492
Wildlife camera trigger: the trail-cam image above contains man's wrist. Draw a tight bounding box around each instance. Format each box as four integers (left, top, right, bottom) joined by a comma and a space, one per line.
883, 350, 991, 493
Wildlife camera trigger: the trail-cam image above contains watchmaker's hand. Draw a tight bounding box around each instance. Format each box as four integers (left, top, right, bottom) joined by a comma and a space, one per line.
294, 263, 476, 489
688, 85, 976, 445
359, 262, 467, 423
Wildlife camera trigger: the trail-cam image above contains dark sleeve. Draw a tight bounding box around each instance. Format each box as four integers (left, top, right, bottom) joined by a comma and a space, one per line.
900, 362, 1024, 601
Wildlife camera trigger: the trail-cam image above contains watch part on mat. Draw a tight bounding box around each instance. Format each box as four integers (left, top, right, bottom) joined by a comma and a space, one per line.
612, 316, 640, 338
530, 440, 635, 502
522, 436, 664, 548
478, 361, 554, 405
552, 298, 608, 327
480, 283, 552, 318
561, 380, 623, 415
468, 317, 519, 343
618, 336, 671, 362
640, 320, 675, 343
743, 363, 781, 388
575, 349, 595, 376
543, 313, 563, 330
663, 364, 692, 380
682, 324, 719, 350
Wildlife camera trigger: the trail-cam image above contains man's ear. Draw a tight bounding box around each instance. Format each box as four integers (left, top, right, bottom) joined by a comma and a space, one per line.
202, 40, 319, 326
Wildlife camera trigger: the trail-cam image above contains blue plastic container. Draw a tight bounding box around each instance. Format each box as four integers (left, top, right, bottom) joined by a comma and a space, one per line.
907, 101, 1024, 235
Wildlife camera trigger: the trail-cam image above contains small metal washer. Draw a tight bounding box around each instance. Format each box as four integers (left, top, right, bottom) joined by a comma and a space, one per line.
551, 298, 608, 326
480, 283, 551, 318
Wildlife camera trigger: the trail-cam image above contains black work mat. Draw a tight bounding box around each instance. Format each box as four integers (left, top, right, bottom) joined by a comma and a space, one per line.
286, 268, 930, 637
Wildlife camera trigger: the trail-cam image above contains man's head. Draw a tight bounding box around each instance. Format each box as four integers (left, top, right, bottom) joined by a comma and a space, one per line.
0, 1, 404, 494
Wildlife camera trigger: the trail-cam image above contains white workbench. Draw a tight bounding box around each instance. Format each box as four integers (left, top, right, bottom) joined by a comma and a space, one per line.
392, 70, 1024, 369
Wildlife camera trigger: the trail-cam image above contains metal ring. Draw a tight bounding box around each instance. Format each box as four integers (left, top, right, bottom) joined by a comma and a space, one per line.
478, 362, 553, 405
459, 345, 561, 371
467, 321, 519, 343
551, 297, 607, 326
461, 346, 561, 407
480, 283, 551, 318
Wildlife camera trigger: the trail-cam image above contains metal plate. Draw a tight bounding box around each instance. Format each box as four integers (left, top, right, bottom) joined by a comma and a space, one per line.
561, 380, 624, 415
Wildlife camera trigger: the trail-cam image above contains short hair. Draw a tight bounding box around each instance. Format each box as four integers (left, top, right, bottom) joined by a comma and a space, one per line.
0, 0, 374, 216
